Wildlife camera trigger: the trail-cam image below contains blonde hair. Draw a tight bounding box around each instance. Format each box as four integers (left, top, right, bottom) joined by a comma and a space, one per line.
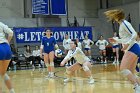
104, 9, 125, 22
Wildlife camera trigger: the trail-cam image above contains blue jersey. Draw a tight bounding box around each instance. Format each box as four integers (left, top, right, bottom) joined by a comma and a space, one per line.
41, 36, 56, 53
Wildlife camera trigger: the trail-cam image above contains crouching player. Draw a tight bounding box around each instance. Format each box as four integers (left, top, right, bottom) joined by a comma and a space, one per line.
60, 39, 94, 84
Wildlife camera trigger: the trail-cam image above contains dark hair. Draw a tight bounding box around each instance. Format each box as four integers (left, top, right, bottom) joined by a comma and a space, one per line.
44, 28, 53, 36
26, 45, 31, 53
71, 39, 78, 47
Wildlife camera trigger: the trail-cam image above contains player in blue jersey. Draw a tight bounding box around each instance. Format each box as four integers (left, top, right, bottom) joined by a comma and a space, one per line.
40, 29, 58, 78
0, 22, 15, 93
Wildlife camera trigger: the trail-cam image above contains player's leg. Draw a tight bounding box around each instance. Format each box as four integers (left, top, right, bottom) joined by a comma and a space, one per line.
83, 62, 94, 84
120, 51, 140, 92
44, 53, 51, 77
0, 60, 15, 93
49, 51, 55, 78
64, 63, 82, 82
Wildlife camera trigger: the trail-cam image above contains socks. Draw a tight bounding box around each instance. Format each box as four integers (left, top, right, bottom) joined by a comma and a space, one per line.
9, 88, 15, 93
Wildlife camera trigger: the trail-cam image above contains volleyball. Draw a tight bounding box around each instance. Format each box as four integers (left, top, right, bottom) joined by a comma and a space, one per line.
55, 49, 63, 57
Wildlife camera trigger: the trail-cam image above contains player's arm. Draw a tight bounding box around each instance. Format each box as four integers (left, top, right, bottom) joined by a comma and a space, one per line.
105, 40, 109, 46
62, 40, 66, 49
2, 24, 13, 43
60, 48, 79, 66
95, 40, 99, 46
89, 39, 94, 46
40, 38, 44, 58
53, 37, 59, 49
114, 22, 137, 44
60, 51, 70, 66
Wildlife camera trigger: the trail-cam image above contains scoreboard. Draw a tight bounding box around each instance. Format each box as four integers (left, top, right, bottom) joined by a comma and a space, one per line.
32, 0, 67, 15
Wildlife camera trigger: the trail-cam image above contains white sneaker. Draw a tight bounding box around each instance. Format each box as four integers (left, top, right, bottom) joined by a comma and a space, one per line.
104, 60, 107, 64
45, 73, 51, 78
64, 78, 72, 83
113, 60, 116, 64
88, 79, 95, 84
50, 73, 55, 78
135, 86, 140, 93
116, 60, 119, 64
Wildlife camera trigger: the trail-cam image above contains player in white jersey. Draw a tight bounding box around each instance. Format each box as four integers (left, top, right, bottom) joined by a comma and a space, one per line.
112, 32, 120, 64
60, 39, 94, 84
63, 33, 71, 54
0, 22, 15, 93
82, 35, 94, 59
105, 9, 140, 93
95, 35, 109, 63
76, 38, 82, 49
63, 33, 74, 66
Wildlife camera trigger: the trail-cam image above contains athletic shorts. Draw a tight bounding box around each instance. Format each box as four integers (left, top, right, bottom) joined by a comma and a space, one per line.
128, 43, 140, 57
0, 43, 12, 60
112, 45, 119, 48
44, 49, 54, 54
84, 48, 91, 51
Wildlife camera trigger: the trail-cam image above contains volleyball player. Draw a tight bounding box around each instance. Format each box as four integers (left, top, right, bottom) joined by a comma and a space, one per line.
40, 29, 58, 78
95, 35, 109, 63
0, 22, 15, 93
60, 39, 94, 84
82, 35, 94, 59
112, 32, 120, 64
105, 9, 140, 93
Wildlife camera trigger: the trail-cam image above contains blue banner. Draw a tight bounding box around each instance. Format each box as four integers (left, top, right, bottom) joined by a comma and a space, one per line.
32, 0, 49, 15
50, 0, 67, 15
13, 27, 93, 43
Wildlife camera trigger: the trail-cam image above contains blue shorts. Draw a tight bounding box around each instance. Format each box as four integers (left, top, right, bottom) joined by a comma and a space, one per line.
113, 45, 119, 48
0, 43, 12, 60
128, 43, 140, 57
138, 58, 140, 63
44, 49, 54, 54
84, 48, 90, 51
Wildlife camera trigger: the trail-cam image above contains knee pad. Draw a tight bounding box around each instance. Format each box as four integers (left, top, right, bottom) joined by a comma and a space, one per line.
121, 69, 131, 76
4, 74, 10, 81
83, 66, 90, 72
50, 62, 54, 66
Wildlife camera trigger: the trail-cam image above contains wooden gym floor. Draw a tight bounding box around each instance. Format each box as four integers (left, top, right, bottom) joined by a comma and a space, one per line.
3, 64, 139, 93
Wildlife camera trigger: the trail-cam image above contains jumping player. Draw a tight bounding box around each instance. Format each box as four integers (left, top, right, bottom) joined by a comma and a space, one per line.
105, 9, 140, 93
0, 22, 15, 93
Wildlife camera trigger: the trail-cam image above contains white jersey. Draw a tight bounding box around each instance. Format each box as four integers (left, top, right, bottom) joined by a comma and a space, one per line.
64, 47, 90, 64
77, 42, 82, 49
82, 39, 93, 49
0, 22, 13, 43
112, 37, 119, 46
63, 38, 71, 50
95, 40, 109, 50
113, 20, 137, 51
32, 49, 40, 56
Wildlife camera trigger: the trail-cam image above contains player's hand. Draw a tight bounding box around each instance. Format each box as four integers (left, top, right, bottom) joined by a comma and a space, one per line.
121, 44, 129, 51
108, 38, 116, 43
60, 61, 65, 66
